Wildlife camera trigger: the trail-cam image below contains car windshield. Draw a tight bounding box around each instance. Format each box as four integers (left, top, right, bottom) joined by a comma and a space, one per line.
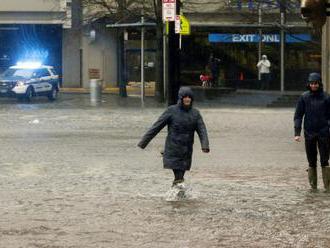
2, 68, 36, 79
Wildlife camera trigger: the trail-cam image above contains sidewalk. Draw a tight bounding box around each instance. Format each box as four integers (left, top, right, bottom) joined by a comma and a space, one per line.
60, 87, 155, 96
59, 86, 302, 108
60, 82, 156, 96
236, 88, 303, 95
61, 86, 302, 96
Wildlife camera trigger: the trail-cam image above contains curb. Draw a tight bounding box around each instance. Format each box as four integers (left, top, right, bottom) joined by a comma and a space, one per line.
60, 87, 155, 96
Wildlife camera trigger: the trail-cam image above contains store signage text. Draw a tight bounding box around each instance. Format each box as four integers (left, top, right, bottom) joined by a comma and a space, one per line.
209, 34, 311, 43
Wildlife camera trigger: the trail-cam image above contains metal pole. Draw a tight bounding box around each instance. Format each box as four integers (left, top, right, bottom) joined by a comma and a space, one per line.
321, 0, 330, 92
90, 79, 102, 106
163, 22, 167, 102
280, 8, 285, 92
258, 4, 262, 81
141, 14, 145, 106
179, 34, 182, 50
322, 18, 329, 92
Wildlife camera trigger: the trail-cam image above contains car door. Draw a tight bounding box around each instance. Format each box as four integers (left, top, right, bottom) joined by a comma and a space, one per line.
36, 68, 52, 93
30, 69, 44, 93
49, 68, 59, 89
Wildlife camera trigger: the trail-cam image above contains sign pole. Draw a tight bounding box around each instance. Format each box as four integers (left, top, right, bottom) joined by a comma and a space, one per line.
163, 22, 168, 101
280, 3, 285, 92
258, 4, 262, 81
141, 14, 145, 107
164, 0, 181, 105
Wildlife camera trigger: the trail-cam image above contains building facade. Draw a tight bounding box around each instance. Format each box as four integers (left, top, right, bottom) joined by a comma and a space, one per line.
93, 0, 320, 92
0, 0, 320, 92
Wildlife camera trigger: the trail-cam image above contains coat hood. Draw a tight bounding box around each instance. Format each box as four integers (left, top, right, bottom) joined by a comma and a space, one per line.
177, 87, 194, 109
308, 72, 321, 82
306, 72, 323, 92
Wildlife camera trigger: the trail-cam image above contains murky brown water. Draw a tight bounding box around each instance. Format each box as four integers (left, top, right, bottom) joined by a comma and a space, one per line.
0, 95, 329, 247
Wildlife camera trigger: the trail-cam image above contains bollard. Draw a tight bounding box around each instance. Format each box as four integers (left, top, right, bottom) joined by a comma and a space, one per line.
90, 79, 102, 106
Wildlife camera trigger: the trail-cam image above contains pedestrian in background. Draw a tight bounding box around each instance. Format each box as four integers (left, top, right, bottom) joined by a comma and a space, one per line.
208, 53, 221, 87
138, 87, 209, 193
294, 72, 330, 192
257, 54, 271, 90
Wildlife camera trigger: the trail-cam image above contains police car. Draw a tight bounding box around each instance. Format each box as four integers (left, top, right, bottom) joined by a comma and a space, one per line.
0, 62, 59, 101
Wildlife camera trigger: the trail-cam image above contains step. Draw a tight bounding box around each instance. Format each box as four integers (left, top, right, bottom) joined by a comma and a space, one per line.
267, 94, 300, 107
190, 86, 236, 100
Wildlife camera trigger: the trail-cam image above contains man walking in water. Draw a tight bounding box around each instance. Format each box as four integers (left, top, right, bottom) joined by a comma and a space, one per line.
138, 87, 209, 197
294, 72, 330, 192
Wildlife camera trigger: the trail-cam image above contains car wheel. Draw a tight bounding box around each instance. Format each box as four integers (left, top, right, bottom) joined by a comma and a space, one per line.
48, 87, 58, 101
25, 87, 33, 102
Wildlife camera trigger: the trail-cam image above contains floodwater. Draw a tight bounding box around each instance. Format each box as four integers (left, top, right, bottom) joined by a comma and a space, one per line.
0, 94, 329, 247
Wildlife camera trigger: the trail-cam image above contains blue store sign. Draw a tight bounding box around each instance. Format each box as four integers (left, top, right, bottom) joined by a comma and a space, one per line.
209, 34, 311, 43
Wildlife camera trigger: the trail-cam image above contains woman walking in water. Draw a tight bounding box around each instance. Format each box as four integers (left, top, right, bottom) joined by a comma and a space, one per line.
138, 87, 210, 197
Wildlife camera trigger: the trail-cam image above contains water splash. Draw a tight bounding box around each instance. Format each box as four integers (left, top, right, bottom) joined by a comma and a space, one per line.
165, 184, 197, 201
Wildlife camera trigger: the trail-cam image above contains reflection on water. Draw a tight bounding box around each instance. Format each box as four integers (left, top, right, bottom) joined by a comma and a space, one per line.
166, 199, 204, 210
303, 191, 330, 206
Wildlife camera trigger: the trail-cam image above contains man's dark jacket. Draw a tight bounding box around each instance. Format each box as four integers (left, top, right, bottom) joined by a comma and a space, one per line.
294, 87, 330, 137
138, 87, 209, 170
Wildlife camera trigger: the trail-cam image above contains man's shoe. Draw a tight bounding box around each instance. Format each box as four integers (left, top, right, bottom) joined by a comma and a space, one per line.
321, 166, 330, 192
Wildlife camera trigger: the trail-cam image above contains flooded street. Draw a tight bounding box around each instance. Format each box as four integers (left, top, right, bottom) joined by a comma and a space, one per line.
0, 94, 329, 247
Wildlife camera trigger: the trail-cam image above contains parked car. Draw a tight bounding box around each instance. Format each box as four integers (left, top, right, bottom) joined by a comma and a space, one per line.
0, 63, 59, 101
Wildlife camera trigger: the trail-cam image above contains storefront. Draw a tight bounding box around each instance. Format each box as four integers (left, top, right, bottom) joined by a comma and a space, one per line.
180, 27, 320, 91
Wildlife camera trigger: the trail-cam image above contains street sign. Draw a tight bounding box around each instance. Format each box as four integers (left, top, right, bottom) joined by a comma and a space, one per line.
174, 15, 191, 35
180, 15, 190, 35
162, 0, 176, 22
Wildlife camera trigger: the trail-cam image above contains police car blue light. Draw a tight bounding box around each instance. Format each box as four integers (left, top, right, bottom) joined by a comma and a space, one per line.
15, 61, 43, 69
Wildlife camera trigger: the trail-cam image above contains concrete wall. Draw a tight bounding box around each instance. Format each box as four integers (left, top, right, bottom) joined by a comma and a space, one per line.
0, 0, 66, 12
0, 0, 67, 24
62, 29, 81, 87
81, 26, 118, 88
63, 24, 118, 88
322, 19, 330, 93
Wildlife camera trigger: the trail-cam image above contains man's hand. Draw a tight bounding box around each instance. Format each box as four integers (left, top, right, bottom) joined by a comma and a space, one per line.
202, 148, 210, 153
294, 136, 301, 142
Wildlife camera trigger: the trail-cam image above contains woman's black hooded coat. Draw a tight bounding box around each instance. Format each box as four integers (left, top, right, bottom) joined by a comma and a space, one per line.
138, 87, 209, 170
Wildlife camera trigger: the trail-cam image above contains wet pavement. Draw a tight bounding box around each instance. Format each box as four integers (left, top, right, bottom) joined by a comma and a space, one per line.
0, 93, 329, 247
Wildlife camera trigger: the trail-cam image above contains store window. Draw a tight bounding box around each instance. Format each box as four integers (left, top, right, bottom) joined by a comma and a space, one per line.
181, 29, 320, 91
